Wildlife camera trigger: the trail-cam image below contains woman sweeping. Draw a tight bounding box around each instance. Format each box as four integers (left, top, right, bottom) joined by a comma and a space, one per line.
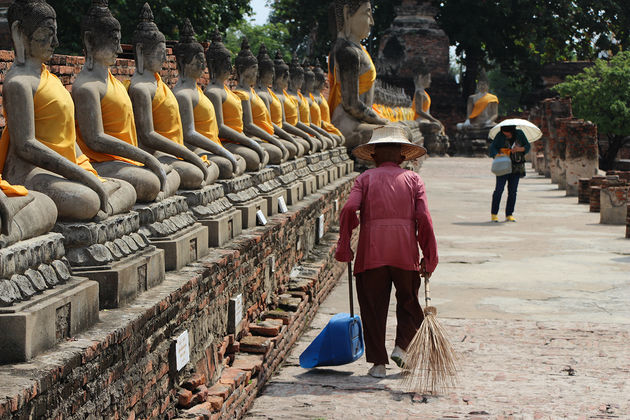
335, 126, 438, 378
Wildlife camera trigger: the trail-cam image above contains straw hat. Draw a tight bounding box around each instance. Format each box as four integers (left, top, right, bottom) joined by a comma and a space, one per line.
352, 126, 427, 161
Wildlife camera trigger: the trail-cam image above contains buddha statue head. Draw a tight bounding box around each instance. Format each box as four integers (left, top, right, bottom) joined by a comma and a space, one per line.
303, 60, 316, 94
288, 54, 304, 91
256, 43, 274, 87
174, 18, 206, 80
8, 0, 58, 65
312, 60, 327, 93
235, 38, 258, 87
206, 29, 232, 81
334, 0, 373, 41
476, 70, 489, 93
132, 3, 166, 74
273, 51, 289, 90
81, 0, 122, 70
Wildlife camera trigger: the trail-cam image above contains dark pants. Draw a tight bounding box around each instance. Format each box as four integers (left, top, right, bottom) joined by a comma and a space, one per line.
356, 266, 423, 365
491, 172, 520, 216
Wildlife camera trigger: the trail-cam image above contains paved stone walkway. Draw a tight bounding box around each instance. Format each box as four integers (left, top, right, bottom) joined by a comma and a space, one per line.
245, 158, 630, 420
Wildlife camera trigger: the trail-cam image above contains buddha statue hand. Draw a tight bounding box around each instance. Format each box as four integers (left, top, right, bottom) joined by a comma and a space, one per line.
145, 155, 169, 191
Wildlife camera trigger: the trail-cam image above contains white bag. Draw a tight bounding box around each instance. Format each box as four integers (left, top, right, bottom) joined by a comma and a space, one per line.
491, 155, 512, 176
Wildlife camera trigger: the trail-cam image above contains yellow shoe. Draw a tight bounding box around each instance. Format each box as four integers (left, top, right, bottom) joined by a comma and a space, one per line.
491, 214, 499, 222
506, 215, 516, 222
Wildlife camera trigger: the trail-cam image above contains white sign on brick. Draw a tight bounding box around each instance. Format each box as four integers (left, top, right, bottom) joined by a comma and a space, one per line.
175, 330, 190, 371
256, 210, 268, 225
278, 196, 288, 213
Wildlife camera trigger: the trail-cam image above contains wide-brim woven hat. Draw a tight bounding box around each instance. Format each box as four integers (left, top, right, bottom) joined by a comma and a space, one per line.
352, 126, 427, 161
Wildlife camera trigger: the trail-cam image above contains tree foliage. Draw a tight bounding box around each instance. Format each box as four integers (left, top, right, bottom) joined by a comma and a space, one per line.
268, 0, 401, 63
224, 21, 293, 62
48, 0, 252, 55
554, 52, 630, 169
434, 0, 630, 102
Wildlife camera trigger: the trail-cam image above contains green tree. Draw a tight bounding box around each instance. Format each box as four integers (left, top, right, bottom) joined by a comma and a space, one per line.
223, 21, 293, 62
554, 52, 630, 170
48, 0, 252, 55
268, 0, 401, 63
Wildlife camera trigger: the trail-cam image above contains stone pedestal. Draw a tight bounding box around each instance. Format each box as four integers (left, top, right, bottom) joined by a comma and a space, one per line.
55, 212, 166, 308
600, 186, 629, 225
330, 147, 349, 178
320, 151, 339, 184
249, 168, 288, 217
0, 233, 99, 362
453, 126, 492, 156
217, 175, 267, 229
178, 185, 243, 247
565, 120, 598, 196
135, 196, 208, 271
305, 153, 329, 189
270, 161, 305, 206
294, 158, 318, 197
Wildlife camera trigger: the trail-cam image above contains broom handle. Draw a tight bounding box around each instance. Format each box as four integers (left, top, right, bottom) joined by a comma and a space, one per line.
348, 261, 354, 317
424, 277, 431, 307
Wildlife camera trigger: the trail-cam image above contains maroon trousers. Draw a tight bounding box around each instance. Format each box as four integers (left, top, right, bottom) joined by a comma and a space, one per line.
356, 266, 424, 365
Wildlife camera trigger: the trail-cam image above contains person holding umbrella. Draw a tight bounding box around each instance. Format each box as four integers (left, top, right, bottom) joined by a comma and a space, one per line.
488, 124, 532, 222
335, 126, 438, 378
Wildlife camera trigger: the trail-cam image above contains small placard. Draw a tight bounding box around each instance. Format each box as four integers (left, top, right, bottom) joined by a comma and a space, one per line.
317, 214, 325, 239
228, 294, 243, 334
256, 210, 268, 226
334, 199, 339, 213
278, 196, 288, 213
175, 331, 190, 371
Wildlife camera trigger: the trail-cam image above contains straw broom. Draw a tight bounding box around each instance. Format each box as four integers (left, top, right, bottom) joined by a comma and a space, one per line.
402, 276, 458, 395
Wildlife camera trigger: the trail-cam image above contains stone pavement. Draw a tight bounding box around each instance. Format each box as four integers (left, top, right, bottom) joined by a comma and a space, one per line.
244, 158, 630, 420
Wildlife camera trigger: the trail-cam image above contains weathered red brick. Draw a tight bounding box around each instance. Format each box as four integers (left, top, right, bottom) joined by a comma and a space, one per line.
176, 389, 193, 408
206, 383, 230, 400
239, 335, 273, 354
218, 367, 249, 390
182, 373, 206, 390
231, 354, 264, 374
249, 319, 283, 337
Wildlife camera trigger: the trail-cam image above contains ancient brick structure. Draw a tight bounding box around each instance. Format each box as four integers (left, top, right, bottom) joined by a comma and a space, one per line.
0, 0, 11, 51
375, 0, 463, 138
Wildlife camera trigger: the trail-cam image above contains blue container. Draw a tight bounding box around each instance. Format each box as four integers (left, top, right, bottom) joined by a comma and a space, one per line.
299, 312, 364, 368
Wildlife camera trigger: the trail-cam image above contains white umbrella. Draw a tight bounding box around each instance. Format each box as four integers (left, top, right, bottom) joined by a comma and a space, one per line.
489, 118, 542, 143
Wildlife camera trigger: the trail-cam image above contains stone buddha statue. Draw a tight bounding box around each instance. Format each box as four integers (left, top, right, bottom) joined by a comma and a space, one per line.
0, 184, 56, 248
233, 38, 292, 163
412, 71, 444, 134
73, 0, 180, 203
270, 51, 319, 153
1, 0, 136, 222
457, 71, 498, 130
204, 29, 269, 172
127, 3, 217, 189
254, 43, 306, 158
172, 19, 246, 179
312, 61, 345, 145
328, 0, 389, 149
285, 56, 330, 150
302, 62, 343, 146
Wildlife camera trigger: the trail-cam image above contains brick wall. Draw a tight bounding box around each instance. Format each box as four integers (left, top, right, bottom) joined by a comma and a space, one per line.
0, 175, 356, 420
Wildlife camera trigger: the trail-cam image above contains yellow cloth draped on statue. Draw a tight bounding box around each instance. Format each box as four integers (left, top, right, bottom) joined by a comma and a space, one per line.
327, 45, 376, 116
317, 93, 342, 136
194, 85, 221, 146
152, 73, 184, 145
412, 90, 431, 120
0, 64, 100, 182
233, 89, 273, 141
77, 70, 141, 166
296, 92, 310, 124
268, 88, 283, 128
220, 86, 245, 144
283, 89, 299, 126
0, 176, 28, 197
249, 88, 275, 136
308, 94, 322, 126
468, 92, 499, 119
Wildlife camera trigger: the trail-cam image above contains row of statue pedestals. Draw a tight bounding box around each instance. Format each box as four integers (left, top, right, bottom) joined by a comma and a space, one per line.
0, 145, 354, 363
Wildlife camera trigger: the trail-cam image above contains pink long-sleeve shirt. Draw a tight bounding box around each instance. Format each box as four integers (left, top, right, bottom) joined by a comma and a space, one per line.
335, 162, 438, 275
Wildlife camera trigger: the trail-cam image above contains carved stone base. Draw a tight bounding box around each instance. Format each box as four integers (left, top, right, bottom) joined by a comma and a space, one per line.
71, 246, 164, 309
270, 162, 305, 206
305, 153, 329, 189
217, 174, 267, 229
150, 223, 208, 271
249, 168, 287, 216
294, 158, 318, 196
0, 276, 99, 363
237, 198, 267, 229
135, 196, 208, 271
453, 126, 491, 156
201, 208, 242, 247
330, 147, 349, 178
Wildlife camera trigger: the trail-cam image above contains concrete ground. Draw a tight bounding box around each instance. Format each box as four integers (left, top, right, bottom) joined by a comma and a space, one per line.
244, 157, 630, 420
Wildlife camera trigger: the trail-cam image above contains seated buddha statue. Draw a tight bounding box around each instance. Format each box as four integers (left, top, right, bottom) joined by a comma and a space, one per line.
73, 0, 180, 203
127, 3, 217, 189
328, 0, 389, 149
311, 61, 345, 145
172, 19, 246, 179
285, 56, 331, 150
1, 0, 136, 222
270, 52, 319, 153
412, 70, 444, 134
254, 44, 306, 158
303, 63, 343, 146
233, 38, 292, 164
457, 72, 498, 131
0, 181, 56, 247
204, 30, 269, 172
